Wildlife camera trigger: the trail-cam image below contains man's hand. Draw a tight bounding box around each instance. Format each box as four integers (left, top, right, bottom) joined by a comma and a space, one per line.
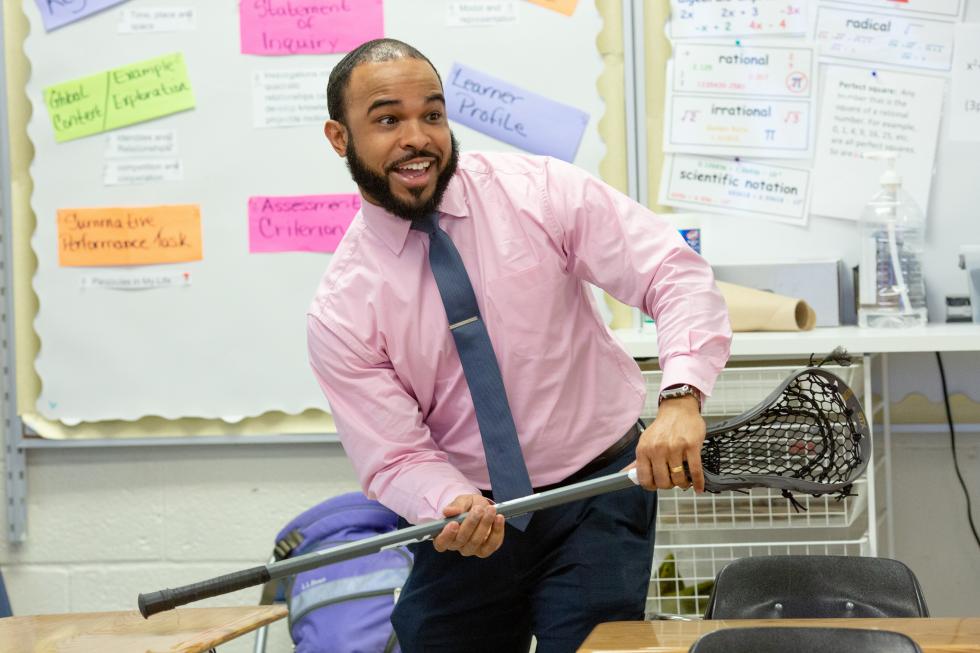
432, 494, 505, 558
631, 395, 706, 492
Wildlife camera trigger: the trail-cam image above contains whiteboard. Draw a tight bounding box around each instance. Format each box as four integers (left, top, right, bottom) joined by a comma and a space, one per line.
661, 2, 980, 324
24, 0, 607, 422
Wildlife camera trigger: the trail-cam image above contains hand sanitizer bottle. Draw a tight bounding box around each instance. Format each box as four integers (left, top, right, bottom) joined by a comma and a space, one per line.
858, 152, 928, 328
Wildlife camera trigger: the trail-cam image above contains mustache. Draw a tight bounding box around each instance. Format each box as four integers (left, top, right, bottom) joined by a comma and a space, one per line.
385, 150, 441, 174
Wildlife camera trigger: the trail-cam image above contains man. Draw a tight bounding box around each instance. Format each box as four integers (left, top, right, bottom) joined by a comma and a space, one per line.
308, 39, 731, 651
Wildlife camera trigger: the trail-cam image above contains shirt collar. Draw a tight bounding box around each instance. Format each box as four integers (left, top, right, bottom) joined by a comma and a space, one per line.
360, 173, 469, 256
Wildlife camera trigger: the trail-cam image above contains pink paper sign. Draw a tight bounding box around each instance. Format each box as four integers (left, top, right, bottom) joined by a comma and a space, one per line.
248, 194, 360, 253
239, 0, 385, 56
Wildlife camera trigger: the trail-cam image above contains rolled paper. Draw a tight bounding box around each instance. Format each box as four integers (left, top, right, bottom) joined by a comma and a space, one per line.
717, 281, 816, 332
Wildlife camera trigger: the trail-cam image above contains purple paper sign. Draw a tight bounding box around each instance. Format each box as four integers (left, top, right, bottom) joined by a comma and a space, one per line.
446, 63, 589, 162
34, 0, 130, 31
239, 0, 384, 56
249, 194, 359, 253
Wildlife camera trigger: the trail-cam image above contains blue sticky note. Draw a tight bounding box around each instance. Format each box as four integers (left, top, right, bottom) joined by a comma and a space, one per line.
35, 0, 130, 31
446, 63, 589, 163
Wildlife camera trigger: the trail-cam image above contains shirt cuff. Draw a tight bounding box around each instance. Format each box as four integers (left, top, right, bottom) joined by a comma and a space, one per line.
659, 353, 721, 398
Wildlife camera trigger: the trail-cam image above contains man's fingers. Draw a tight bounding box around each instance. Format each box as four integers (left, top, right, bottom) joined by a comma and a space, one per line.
432, 520, 460, 552
451, 505, 485, 550
476, 515, 505, 558
668, 459, 690, 490
651, 460, 673, 490
687, 448, 706, 493
460, 506, 497, 557
634, 453, 655, 490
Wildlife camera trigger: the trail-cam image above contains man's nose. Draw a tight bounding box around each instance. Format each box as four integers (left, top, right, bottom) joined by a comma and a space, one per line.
399, 119, 431, 151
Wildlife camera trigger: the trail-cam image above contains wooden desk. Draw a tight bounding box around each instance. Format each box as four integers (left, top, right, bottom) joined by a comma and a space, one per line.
0, 605, 287, 653
579, 618, 980, 653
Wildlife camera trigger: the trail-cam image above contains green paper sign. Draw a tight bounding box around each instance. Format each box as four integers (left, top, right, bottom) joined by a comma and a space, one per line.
44, 53, 195, 143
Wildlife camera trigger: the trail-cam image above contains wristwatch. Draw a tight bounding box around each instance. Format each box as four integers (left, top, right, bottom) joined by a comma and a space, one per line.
658, 384, 702, 410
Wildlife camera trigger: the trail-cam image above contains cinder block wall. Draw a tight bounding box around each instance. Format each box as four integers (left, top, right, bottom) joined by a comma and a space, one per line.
0, 442, 359, 653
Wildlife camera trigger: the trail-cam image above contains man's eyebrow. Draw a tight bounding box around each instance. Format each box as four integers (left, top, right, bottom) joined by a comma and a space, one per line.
367, 98, 400, 114
426, 93, 446, 105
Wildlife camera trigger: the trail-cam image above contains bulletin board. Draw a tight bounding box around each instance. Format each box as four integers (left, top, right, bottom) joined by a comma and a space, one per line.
13, 0, 618, 430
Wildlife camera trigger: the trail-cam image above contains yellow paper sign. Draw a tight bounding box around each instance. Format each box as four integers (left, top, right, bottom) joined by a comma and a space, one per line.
527, 0, 579, 16
44, 52, 195, 143
57, 205, 203, 267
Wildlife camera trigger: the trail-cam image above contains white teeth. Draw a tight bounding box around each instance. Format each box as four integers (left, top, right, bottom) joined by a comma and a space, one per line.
399, 161, 430, 171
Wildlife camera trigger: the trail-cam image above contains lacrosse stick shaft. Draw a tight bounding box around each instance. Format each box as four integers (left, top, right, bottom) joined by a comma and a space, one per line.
138, 470, 639, 618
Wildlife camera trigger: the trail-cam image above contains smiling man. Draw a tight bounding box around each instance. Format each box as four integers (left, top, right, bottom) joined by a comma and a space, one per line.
307, 39, 732, 652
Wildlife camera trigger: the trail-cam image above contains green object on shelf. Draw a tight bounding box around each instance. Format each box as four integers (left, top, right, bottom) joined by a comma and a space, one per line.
655, 553, 680, 595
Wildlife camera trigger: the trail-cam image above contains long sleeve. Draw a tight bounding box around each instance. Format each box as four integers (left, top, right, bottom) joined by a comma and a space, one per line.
541, 157, 732, 396
307, 314, 479, 524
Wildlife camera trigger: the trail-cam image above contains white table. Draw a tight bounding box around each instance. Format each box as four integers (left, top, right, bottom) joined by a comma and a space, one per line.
614, 323, 980, 557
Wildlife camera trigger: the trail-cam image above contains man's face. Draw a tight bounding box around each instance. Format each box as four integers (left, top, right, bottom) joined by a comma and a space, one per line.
326, 58, 457, 221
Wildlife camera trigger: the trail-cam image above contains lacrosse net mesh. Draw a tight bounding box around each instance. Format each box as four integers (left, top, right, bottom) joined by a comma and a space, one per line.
702, 368, 867, 497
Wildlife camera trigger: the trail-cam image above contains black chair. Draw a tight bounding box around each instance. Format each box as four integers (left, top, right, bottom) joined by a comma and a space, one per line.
689, 627, 923, 653
0, 567, 11, 618
703, 555, 929, 619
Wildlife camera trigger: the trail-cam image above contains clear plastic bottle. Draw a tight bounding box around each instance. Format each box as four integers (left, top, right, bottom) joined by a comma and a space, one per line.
858, 153, 927, 328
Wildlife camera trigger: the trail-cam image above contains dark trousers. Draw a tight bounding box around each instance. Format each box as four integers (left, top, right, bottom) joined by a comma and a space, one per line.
390, 431, 657, 653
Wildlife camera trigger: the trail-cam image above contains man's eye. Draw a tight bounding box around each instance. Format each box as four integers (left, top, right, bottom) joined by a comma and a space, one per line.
428, 112, 443, 121
378, 116, 397, 126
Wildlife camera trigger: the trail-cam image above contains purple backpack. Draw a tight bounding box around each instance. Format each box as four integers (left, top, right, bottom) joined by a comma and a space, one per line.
272, 493, 412, 653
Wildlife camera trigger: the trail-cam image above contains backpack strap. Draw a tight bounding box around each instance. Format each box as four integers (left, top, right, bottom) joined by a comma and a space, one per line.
274, 529, 304, 561
258, 528, 305, 606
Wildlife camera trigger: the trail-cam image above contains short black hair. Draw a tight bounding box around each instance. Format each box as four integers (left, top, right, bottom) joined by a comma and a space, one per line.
327, 39, 442, 125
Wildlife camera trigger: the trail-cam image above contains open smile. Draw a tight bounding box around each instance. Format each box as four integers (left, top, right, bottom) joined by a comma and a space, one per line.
389, 158, 436, 190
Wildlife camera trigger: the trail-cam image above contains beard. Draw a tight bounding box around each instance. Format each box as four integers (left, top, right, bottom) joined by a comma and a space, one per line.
345, 132, 460, 223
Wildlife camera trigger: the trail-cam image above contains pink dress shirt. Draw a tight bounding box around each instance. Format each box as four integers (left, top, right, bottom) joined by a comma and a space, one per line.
308, 152, 732, 524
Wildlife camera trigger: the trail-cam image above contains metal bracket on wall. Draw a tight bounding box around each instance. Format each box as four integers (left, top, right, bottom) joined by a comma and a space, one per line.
622, 0, 646, 205
0, 3, 27, 544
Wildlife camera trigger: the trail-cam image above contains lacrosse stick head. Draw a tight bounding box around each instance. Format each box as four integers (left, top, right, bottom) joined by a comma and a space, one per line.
702, 368, 869, 497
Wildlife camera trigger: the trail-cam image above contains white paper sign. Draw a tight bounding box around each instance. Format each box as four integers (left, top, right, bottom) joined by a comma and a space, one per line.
80, 271, 192, 290
118, 7, 196, 33
810, 66, 945, 221
659, 154, 810, 224
447, 1, 518, 27
949, 24, 980, 143
669, 0, 808, 39
816, 6, 955, 72
103, 158, 183, 185
252, 70, 330, 129
105, 129, 177, 158
823, 0, 963, 20
673, 44, 814, 98
665, 95, 811, 157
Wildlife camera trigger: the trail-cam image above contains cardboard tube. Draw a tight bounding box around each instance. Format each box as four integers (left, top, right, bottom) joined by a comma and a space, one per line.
717, 281, 817, 332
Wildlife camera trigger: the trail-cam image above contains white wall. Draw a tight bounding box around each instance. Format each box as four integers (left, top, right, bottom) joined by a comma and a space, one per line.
0, 441, 360, 653
889, 430, 980, 616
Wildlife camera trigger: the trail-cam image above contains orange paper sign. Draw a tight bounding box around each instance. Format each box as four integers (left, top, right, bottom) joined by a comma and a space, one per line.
527, 0, 579, 16
57, 204, 202, 267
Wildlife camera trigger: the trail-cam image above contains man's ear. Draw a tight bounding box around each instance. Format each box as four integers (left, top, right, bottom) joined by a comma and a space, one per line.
324, 120, 349, 157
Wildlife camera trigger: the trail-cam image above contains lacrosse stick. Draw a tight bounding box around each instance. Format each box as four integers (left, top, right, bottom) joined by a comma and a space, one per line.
139, 366, 868, 618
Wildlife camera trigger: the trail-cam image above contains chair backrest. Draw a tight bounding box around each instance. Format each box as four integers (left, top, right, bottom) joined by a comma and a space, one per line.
689, 627, 923, 653
0, 567, 12, 618
703, 555, 929, 619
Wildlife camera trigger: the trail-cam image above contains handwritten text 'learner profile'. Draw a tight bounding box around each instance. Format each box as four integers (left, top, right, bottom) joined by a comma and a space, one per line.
446, 63, 589, 163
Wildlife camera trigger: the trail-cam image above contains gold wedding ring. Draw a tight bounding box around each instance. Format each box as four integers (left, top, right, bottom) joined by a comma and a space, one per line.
670, 465, 685, 474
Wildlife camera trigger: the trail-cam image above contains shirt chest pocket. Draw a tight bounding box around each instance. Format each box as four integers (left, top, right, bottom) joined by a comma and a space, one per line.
484, 262, 573, 358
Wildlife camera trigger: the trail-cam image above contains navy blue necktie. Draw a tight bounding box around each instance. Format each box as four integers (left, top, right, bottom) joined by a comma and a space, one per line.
413, 212, 534, 530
